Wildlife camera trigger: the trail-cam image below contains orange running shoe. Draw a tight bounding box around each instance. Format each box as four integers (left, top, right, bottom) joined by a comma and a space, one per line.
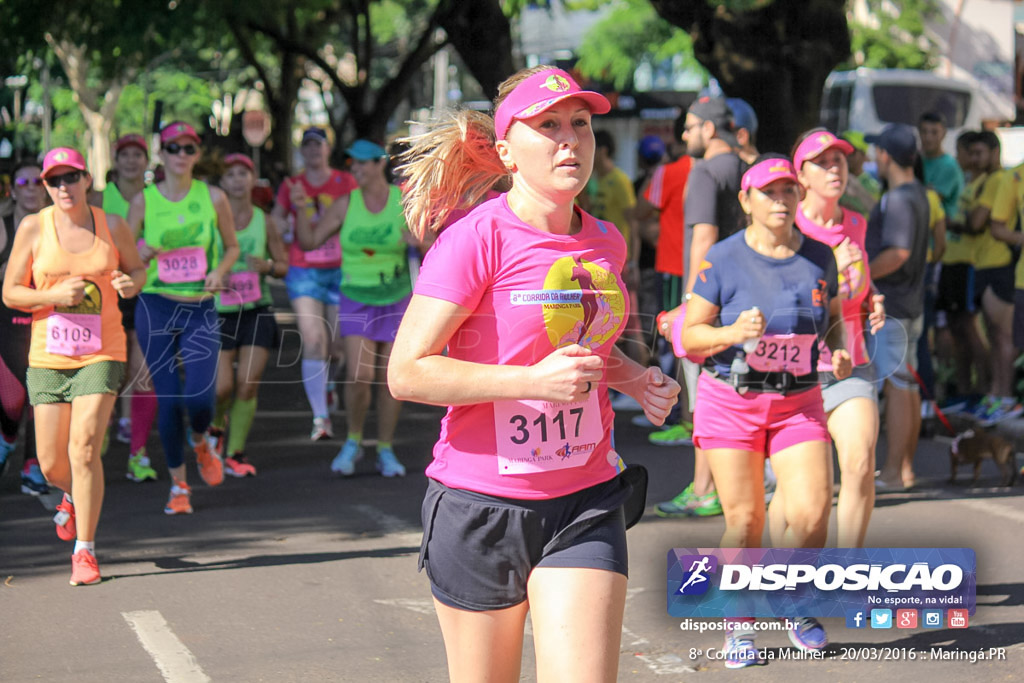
194, 439, 224, 487
164, 480, 193, 515
54, 494, 76, 541
69, 549, 101, 586
225, 454, 257, 477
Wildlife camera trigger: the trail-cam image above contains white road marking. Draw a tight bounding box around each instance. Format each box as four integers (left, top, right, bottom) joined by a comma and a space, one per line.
374, 598, 437, 616
953, 497, 1024, 525
122, 610, 211, 683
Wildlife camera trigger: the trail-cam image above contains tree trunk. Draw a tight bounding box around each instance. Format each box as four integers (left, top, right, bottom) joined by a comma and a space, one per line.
46, 36, 128, 187
649, 0, 850, 154
438, 0, 515, 100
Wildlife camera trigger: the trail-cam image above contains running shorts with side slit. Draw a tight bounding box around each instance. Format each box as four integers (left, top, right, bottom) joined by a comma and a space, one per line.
27, 361, 126, 405
284, 265, 340, 306
974, 265, 1014, 306
821, 364, 878, 413
418, 474, 632, 612
218, 305, 279, 351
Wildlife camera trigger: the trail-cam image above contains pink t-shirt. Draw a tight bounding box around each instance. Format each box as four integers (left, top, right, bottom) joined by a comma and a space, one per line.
795, 206, 871, 369
415, 194, 630, 500
275, 169, 357, 269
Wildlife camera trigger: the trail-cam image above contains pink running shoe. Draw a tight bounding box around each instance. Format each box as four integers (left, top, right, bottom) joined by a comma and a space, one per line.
69, 549, 101, 586
54, 494, 76, 541
225, 454, 257, 477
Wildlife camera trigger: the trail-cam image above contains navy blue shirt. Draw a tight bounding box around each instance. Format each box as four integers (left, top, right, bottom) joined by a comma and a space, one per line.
692, 230, 839, 378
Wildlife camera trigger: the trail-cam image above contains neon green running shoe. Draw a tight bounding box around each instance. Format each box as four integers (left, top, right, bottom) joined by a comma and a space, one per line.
648, 422, 694, 446
126, 448, 158, 483
655, 482, 696, 517
656, 484, 723, 518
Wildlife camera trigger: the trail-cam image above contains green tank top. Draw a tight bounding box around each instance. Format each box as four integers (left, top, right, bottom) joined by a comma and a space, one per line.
216, 207, 272, 313
340, 186, 411, 305
141, 180, 219, 297
102, 183, 131, 220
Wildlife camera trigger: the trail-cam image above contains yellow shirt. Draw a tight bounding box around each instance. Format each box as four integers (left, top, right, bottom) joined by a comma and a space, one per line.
974, 169, 1012, 270
926, 189, 945, 263
942, 174, 980, 265
591, 167, 636, 258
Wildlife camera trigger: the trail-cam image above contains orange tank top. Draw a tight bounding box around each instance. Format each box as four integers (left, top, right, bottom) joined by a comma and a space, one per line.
28, 206, 127, 369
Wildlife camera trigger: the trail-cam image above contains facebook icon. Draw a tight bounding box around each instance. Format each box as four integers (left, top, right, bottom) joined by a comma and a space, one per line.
846, 609, 867, 629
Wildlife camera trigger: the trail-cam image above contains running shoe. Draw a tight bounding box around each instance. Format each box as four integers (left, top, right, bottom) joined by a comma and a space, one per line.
655, 484, 723, 517
164, 480, 193, 515
648, 422, 694, 447
126, 449, 158, 483
225, 453, 257, 478
54, 494, 76, 541
0, 435, 15, 477
377, 447, 407, 478
723, 628, 765, 669
206, 427, 225, 459
655, 483, 696, 517
331, 439, 363, 476
69, 549, 101, 586
311, 416, 333, 441
21, 458, 49, 496
968, 395, 997, 419
980, 398, 1024, 427
116, 417, 132, 444
194, 439, 224, 487
788, 617, 828, 652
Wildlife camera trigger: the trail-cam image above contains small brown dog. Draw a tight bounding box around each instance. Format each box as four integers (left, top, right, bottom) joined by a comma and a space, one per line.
949, 428, 1017, 487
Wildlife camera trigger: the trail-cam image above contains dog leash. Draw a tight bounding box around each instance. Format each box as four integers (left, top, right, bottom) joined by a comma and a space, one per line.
905, 362, 955, 436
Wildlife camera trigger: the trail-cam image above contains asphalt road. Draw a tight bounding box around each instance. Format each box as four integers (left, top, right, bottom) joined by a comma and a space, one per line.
2, 315, 1023, 682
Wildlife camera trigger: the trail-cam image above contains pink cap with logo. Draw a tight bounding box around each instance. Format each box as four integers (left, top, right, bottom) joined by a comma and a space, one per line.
224, 153, 255, 172
115, 133, 149, 156
494, 68, 611, 141
741, 158, 799, 192
41, 148, 88, 178
160, 121, 201, 146
793, 130, 853, 170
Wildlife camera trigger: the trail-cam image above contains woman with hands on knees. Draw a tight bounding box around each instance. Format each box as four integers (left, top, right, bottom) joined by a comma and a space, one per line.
681, 157, 851, 668
127, 122, 239, 516
767, 130, 886, 552
2, 147, 146, 586
387, 66, 679, 683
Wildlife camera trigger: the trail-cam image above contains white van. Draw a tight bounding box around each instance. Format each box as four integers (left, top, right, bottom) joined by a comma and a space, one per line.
820, 68, 979, 153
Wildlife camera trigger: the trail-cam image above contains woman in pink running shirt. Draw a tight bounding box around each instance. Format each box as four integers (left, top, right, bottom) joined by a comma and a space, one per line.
769, 130, 886, 549
389, 66, 680, 682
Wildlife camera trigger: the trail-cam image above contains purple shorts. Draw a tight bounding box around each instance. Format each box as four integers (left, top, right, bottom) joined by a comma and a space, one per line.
692, 372, 830, 456
338, 293, 410, 342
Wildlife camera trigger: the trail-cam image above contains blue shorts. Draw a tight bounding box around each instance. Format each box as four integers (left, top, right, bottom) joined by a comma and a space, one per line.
285, 266, 340, 306
419, 475, 632, 612
866, 316, 922, 392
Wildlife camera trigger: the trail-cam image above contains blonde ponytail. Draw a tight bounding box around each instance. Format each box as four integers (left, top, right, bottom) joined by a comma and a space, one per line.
398, 111, 507, 240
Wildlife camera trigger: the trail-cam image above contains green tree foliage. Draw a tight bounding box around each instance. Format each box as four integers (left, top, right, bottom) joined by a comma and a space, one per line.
573, 0, 705, 90
847, 0, 942, 70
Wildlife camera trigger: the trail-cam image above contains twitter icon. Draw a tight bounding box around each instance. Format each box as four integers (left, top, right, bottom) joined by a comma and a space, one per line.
871, 609, 892, 629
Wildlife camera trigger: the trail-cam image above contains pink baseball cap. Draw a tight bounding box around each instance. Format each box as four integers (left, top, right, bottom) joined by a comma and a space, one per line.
793, 130, 853, 170
160, 121, 201, 146
41, 148, 88, 178
741, 158, 799, 192
494, 68, 610, 141
115, 134, 149, 156
223, 153, 255, 172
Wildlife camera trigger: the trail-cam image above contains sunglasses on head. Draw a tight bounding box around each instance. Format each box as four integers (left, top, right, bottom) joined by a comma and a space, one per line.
44, 171, 83, 188
163, 142, 198, 156
14, 177, 44, 187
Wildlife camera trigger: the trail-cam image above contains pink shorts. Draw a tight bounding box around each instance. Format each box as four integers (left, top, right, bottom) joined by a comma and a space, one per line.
692, 372, 830, 456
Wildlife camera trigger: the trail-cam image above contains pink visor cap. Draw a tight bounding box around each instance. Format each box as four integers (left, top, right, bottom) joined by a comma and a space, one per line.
494, 69, 611, 141
160, 121, 201, 146
793, 131, 853, 169
41, 148, 88, 178
741, 158, 799, 192
223, 153, 255, 172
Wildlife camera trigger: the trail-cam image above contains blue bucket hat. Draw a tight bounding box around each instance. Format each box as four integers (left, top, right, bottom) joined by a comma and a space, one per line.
346, 139, 388, 161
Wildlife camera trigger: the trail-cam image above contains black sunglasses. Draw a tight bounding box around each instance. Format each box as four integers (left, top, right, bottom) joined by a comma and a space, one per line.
163, 143, 198, 156
14, 177, 44, 187
44, 171, 83, 188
